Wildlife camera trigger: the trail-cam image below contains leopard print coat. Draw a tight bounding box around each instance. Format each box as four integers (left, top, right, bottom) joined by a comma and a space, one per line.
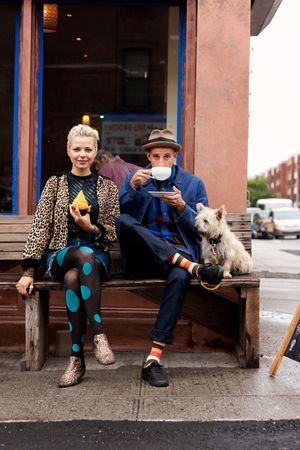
22, 174, 120, 276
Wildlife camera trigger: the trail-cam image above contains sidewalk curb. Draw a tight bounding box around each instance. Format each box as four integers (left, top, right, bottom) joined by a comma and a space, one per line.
254, 271, 300, 279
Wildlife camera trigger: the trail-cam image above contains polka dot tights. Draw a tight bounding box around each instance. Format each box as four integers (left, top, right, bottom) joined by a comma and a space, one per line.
51, 246, 104, 359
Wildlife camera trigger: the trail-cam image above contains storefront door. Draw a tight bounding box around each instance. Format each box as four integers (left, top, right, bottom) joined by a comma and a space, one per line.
40, 2, 183, 191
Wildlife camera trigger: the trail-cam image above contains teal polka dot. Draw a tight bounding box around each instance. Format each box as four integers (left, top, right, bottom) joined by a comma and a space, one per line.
66, 289, 80, 312
83, 262, 92, 276
68, 321, 72, 332
56, 247, 69, 267
81, 334, 86, 344
72, 344, 80, 353
80, 285, 91, 301
79, 246, 94, 254
94, 313, 102, 323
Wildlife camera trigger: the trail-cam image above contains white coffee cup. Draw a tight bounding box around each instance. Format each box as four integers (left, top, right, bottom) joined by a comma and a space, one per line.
150, 166, 172, 181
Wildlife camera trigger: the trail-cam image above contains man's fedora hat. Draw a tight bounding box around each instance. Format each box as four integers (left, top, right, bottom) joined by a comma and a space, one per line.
142, 129, 181, 152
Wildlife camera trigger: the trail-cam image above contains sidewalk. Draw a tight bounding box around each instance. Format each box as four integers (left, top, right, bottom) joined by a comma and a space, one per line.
0, 339, 299, 422
0, 240, 299, 422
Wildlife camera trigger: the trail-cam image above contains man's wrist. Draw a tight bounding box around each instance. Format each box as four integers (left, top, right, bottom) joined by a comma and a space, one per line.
129, 179, 138, 189
176, 201, 186, 214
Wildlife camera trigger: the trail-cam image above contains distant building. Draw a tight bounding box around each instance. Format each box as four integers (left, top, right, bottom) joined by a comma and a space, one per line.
266, 155, 300, 207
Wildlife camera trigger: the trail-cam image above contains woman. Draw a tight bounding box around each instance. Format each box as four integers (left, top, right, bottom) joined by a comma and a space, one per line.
16, 124, 120, 388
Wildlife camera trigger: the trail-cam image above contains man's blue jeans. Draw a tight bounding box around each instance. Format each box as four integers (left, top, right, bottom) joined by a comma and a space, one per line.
116, 214, 192, 344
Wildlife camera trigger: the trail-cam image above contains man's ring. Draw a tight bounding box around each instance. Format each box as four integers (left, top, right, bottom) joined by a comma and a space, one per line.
29, 285, 34, 289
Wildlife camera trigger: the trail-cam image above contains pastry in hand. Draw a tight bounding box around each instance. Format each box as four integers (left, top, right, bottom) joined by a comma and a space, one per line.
71, 190, 89, 211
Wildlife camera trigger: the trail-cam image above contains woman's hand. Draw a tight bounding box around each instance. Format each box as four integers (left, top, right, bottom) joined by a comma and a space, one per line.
69, 204, 94, 232
16, 276, 34, 298
130, 169, 152, 189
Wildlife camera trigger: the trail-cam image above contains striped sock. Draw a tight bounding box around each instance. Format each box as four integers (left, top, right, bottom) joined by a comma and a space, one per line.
169, 253, 200, 277
145, 341, 166, 367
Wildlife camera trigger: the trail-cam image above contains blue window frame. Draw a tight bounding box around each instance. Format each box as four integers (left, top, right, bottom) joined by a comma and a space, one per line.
0, 2, 20, 214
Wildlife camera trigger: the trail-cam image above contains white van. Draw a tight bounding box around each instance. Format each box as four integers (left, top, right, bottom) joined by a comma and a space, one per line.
256, 198, 292, 210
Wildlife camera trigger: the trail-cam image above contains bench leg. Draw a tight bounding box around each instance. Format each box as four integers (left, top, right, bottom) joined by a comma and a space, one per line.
236, 287, 260, 368
25, 291, 49, 371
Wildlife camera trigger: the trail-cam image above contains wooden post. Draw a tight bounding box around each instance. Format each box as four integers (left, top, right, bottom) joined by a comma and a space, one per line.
269, 303, 300, 376
181, 0, 197, 173
244, 287, 260, 368
25, 290, 49, 370
18, 0, 39, 214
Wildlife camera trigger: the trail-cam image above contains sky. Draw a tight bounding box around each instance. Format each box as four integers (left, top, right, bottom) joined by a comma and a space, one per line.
248, 0, 300, 178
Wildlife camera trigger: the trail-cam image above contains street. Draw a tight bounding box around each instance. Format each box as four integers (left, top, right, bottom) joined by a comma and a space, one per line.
252, 237, 300, 277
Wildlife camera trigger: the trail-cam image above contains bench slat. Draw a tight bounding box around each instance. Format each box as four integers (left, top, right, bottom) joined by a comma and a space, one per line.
0, 243, 29, 251
0, 216, 34, 224
0, 234, 31, 242
0, 252, 23, 260
0, 225, 33, 233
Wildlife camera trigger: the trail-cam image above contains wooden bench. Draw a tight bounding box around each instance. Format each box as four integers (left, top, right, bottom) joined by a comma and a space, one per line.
0, 215, 259, 371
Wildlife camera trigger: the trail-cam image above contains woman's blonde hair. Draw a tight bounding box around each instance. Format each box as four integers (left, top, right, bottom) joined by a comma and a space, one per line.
67, 124, 99, 150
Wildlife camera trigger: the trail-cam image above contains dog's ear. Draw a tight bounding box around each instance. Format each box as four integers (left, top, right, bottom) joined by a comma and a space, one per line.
196, 203, 205, 213
215, 205, 225, 221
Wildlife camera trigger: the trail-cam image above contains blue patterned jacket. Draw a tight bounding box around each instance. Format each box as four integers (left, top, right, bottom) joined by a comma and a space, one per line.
119, 165, 208, 262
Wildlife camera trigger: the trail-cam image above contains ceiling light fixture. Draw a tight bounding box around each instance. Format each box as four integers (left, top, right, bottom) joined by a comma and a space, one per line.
43, 4, 58, 33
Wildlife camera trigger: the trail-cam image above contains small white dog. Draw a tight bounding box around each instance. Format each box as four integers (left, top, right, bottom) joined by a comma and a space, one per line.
195, 204, 253, 278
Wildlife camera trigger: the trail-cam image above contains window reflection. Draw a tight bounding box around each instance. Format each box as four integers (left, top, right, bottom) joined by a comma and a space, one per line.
0, 5, 17, 213
41, 5, 179, 187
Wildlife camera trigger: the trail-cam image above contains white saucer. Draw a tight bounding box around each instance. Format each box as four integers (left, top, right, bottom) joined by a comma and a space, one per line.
148, 191, 176, 197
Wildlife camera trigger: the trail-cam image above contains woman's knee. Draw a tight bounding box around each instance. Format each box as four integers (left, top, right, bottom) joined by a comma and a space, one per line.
64, 269, 79, 287
75, 247, 96, 267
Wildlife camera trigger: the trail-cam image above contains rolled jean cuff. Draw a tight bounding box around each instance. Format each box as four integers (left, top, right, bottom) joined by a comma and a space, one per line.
151, 328, 174, 345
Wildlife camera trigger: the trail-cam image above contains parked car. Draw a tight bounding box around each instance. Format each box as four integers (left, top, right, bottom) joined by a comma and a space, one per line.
247, 208, 272, 239
266, 207, 300, 239
247, 207, 270, 222
256, 198, 293, 210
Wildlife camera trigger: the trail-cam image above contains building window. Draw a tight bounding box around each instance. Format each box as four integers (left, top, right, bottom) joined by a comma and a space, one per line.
41, 4, 180, 186
0, 4, 18, 213
122, 48, 150, 107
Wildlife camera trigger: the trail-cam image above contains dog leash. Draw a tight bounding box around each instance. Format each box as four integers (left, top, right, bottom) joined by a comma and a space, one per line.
200, 280, 221, 291
199, 236, 223, 291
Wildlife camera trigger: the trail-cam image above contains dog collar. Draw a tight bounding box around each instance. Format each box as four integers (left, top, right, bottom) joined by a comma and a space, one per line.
208, 236, 222, 246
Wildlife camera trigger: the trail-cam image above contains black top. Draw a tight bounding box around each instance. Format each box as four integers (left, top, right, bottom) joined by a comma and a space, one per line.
67, 172, 99, 240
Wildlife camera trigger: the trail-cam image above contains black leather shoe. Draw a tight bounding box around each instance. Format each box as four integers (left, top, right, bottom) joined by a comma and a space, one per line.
198, 263, 224, 284
142, 361, 169, 387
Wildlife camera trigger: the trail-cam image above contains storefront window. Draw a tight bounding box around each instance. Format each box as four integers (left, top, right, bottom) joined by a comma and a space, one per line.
0, 4, 18, 213
41, 4, 180, 187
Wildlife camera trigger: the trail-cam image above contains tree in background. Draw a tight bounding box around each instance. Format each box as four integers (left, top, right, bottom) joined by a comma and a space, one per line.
247, 175, 275, 207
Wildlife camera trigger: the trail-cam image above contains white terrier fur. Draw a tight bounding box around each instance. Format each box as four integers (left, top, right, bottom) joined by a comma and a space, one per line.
195, 204, 253, 278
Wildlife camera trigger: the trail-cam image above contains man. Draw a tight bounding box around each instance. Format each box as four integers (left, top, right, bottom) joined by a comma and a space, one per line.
116, 129, 223, 387
95, 150, 140, 188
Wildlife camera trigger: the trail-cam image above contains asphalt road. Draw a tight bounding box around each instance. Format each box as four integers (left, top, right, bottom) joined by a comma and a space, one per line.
0, 420, 299, 450
252, 237, 300, 277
